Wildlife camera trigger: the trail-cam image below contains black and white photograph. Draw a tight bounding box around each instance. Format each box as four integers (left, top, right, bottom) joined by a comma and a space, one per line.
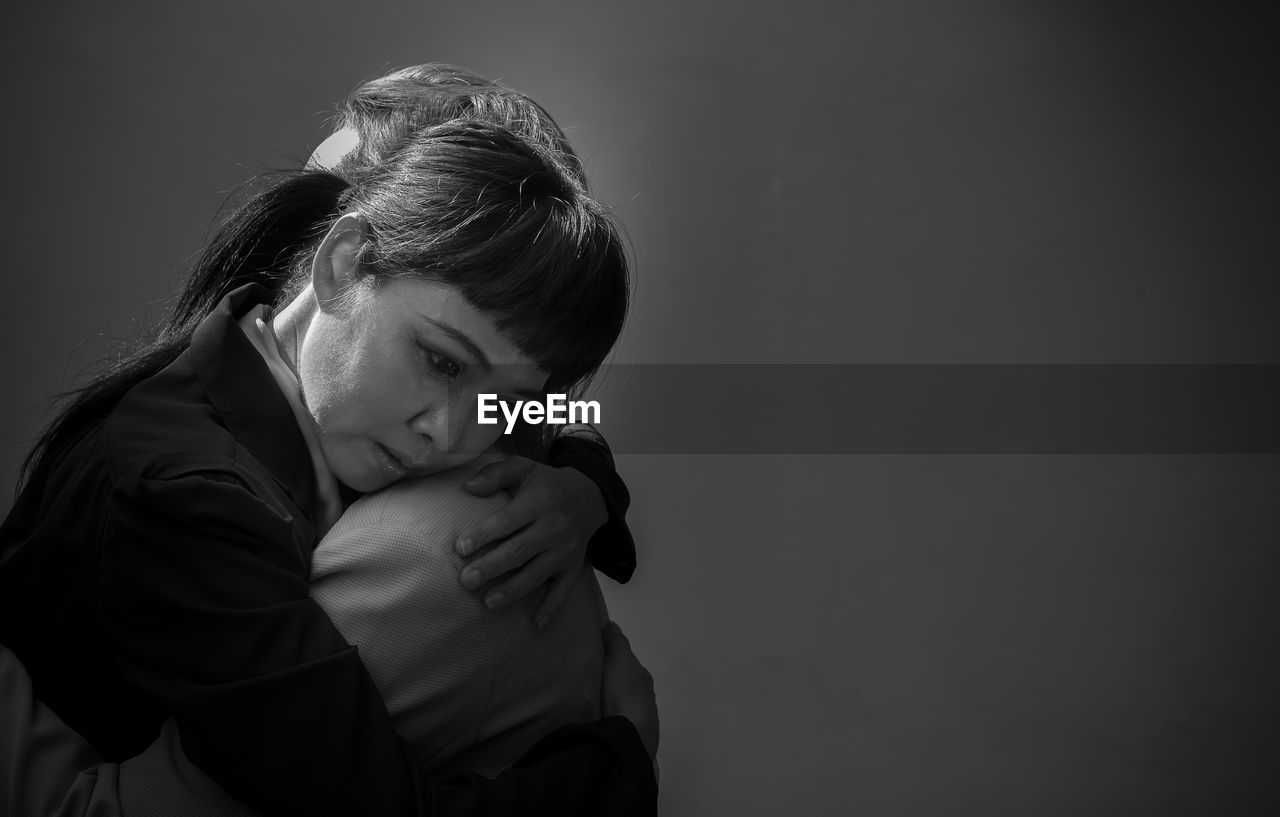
1, 2, 1277, 815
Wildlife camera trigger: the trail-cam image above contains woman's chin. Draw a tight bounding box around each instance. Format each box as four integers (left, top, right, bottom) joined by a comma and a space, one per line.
335, 471, 394, 495
329, 451, 404, 494
330, 446, 487, 494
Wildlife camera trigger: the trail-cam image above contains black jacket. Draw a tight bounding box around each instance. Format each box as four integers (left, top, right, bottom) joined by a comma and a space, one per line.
0, 284, 654, 816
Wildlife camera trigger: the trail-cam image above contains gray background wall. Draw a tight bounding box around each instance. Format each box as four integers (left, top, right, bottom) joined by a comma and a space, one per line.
3, 1, 1277, 814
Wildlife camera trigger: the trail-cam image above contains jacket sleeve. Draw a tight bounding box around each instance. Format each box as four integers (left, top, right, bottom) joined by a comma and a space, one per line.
548, 424, 637, 583
99, 457, 656, 817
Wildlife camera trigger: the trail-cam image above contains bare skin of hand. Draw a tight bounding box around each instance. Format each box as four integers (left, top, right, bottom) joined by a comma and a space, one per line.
601, 621, 660, 766
454, 456, 608, 628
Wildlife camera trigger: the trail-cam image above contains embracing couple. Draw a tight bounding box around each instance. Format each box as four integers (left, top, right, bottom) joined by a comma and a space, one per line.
0, 64, 658, 816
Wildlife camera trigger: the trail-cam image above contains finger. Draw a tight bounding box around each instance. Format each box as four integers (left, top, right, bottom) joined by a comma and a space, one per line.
533, 570, 579, 630
461, 456, 534, 496
459, 529, 545, 590
455, 491, 543, 557
477, 554, 556, 611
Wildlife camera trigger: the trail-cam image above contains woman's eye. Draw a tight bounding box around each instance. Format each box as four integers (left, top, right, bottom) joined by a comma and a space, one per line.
425, 349, 464, 381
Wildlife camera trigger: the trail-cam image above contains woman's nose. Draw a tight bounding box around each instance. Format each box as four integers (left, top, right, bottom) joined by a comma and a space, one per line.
408, 401, 450, 447
410, 395, 478, 453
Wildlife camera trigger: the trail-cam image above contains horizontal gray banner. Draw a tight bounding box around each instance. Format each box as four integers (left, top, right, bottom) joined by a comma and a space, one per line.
553, 364, 1280, 454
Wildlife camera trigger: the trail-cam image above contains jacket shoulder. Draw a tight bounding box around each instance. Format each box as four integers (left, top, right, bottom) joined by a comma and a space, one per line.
103, 356, 237, 475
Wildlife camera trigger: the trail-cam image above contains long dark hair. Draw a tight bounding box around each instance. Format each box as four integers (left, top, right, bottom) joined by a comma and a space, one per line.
18, 172, 348, 487
19, 117, 628, 487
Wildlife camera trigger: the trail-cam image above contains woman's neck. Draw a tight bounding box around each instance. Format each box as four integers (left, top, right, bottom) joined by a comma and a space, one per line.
270, 285, 317, 376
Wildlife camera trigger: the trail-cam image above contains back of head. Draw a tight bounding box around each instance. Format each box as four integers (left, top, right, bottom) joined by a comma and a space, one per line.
329, 64, 586, 188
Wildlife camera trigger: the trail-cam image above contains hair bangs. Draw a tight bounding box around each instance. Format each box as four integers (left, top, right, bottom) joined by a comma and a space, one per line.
350, 121, 629, 393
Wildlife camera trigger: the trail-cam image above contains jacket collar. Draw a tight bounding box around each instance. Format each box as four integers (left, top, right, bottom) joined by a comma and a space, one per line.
187, 284, 320, 518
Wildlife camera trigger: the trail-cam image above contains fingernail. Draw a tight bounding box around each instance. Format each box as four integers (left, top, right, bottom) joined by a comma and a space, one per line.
461, 569, 482, 590
463, 476, 484, 487
456, 536, 474, 556
536, 614, 550, 630
485, 592, 505, 610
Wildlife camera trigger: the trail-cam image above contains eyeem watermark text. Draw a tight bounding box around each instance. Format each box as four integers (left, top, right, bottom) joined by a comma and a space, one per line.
477, 393, 602, 434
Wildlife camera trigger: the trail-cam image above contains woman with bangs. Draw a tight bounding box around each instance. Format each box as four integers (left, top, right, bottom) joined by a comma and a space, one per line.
0, 67, 657, 816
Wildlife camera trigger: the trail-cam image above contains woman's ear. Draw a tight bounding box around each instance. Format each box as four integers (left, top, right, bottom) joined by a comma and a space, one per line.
312, 212, 367, 312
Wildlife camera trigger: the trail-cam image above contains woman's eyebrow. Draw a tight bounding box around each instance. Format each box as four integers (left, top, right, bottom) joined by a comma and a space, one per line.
419, 317, 492, 372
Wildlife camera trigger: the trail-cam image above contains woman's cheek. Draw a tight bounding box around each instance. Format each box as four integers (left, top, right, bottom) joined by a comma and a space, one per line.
451, 408, 498, 457
445, 391, 495, 455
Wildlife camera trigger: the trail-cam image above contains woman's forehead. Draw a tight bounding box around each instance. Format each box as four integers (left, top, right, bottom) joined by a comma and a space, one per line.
379, 277, 544, 372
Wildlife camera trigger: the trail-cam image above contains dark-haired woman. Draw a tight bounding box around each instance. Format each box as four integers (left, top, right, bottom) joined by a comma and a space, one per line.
0, 82, 657, 816
308, 63, 640, 621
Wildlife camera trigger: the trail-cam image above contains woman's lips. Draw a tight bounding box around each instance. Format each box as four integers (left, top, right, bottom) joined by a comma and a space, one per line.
374, 443, 408, 476
379, 443, 433, 473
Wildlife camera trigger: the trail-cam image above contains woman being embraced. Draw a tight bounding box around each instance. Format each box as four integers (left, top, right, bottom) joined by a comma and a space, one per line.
0, 70, 656, 817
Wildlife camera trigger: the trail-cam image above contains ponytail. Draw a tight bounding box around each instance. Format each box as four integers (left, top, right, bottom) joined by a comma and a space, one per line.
168, 171, 349, 334
18, 170, 347, 488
